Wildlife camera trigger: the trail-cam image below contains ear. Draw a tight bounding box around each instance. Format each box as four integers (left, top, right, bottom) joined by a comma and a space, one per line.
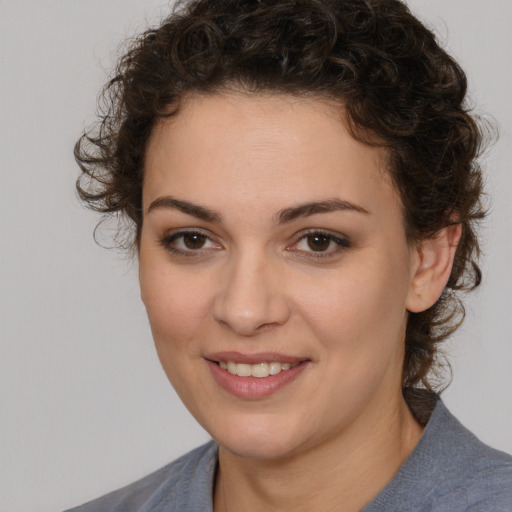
406, 223, 462, 313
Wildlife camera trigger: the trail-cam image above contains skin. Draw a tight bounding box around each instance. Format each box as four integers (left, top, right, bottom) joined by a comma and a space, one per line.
139, 92, 461, 511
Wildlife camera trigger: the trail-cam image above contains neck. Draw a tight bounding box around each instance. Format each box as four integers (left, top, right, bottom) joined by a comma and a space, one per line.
214, 394, 423, 512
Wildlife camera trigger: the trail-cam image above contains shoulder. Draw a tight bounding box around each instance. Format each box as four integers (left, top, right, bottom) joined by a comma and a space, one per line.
431, 402, 512, 511
365, 399, 512, 512
63, 441, 218, 512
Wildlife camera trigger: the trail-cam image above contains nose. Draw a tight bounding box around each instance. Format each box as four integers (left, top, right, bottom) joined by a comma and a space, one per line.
212, 250, 291, 336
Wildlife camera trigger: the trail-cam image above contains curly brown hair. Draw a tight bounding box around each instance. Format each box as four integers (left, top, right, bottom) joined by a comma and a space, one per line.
75, 0, 486, 405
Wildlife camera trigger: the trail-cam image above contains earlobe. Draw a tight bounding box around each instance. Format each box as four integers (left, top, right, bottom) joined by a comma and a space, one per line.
406, 223, 462, 313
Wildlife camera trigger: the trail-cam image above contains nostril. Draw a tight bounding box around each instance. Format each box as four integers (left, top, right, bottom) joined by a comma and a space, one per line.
211, 265, 291, 336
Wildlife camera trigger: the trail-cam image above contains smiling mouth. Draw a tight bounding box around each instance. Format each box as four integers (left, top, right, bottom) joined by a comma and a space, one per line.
206, 356, 310, 399
216, 360, 299, 378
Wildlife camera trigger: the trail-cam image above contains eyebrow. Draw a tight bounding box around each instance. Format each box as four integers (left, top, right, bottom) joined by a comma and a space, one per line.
147, 196, 222, 222
276, 199, 370, 224
146, 196, 370, 224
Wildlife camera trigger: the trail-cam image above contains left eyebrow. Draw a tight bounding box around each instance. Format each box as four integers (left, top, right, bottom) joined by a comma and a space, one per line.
276, 199, 371, 225
146, 196, 222, 222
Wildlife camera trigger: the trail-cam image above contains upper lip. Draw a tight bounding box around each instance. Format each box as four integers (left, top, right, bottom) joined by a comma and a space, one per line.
204, 351, 307, 365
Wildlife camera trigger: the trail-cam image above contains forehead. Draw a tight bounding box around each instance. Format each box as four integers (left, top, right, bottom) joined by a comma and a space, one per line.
143, 92, 397, 218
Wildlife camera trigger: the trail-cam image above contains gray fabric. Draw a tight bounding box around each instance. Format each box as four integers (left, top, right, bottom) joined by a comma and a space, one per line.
361, 400, 512, 511
65, 442, 218, 512
65, 400, 512, 511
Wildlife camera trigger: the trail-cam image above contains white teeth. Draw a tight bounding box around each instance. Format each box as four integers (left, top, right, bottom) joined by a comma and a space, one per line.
269, 362, 282, 375
236, 363, 252, 377
218, 360, 297, 377
251, 362, 269, 378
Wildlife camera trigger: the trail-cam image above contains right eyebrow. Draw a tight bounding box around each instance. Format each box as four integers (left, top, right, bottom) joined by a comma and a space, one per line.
275, 198, 370, 224
146, 196, 222, 223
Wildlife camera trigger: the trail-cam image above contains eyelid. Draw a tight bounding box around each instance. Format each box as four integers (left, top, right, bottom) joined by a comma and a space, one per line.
160, 228, 222, 255
286, 229, 351, 257
159, 228, 351, 259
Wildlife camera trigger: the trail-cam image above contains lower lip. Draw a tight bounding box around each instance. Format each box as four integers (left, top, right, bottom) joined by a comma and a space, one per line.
206, 360, 309, 399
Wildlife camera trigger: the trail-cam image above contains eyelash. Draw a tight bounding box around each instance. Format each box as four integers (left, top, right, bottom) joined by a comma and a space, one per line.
159, 229, 351, 259
160, 230, 221, 257
288, 230, 351, 260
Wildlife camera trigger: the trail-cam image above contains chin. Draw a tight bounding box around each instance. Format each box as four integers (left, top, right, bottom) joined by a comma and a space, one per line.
210, 415, 311, 461
220, 435, 299, 461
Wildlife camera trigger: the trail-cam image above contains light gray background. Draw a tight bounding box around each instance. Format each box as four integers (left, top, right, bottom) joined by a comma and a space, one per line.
1, 1, 511, 510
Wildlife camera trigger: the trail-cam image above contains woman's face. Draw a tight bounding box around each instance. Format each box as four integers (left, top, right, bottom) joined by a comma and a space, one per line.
139, 92, 420, 460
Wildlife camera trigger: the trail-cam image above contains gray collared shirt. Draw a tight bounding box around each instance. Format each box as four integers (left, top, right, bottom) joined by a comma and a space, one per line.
65, 400, 512, 511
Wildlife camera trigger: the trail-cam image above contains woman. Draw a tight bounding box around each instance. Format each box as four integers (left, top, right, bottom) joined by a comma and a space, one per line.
68, 0, 512, 510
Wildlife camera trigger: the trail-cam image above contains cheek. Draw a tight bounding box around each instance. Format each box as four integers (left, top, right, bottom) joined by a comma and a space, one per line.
294, 255, 410, 353
140, 263, 213, 351
140, 265, 215, 406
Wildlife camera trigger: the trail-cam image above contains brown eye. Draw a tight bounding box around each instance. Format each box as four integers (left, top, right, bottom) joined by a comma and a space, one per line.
183, 233, 207, 249
161, 230, 220, 255
306, 234, 331, 252
289, 231, 351, 258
